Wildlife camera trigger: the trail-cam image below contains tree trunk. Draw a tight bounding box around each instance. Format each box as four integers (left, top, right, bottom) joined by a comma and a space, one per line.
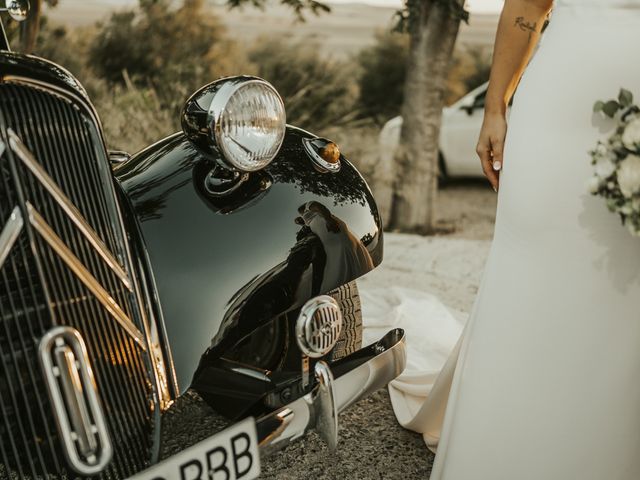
20, 0, 42, 54
390, 0, 464, 234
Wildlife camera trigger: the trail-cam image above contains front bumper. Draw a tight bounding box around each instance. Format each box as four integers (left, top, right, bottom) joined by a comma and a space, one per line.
256, 328, 406, 454
128, 329, 405, 479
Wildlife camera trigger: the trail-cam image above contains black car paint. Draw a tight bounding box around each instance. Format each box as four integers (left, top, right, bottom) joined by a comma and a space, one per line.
1, 51, 384, 415
115, 129, 383, 393
0, 52, 93, 111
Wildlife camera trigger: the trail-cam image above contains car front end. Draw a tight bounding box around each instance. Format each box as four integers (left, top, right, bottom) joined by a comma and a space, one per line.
0, 5, 406, 478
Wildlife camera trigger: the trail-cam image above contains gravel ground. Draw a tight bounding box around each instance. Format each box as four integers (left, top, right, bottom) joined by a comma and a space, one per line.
160, 180, 497, 479
434, 179, 498, 241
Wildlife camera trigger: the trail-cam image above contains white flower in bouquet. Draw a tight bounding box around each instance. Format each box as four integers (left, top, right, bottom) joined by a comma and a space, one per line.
592, 88, 640, 238
594, 157, 617, 179
595, 143, 608, 156
622, 117, 640, 149
612, 138, 625, 151
620, 203, 633, 215
617, 154, 640, 198
586, 176, 600, 194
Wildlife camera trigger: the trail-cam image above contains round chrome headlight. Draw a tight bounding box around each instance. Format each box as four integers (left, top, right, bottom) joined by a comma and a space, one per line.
209, 79, 286, 172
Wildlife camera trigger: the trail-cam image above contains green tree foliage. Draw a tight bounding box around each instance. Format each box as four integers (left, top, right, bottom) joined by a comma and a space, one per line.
226, 0, 330, 20
249, 38, 357, 131
446, 45, 491, 103
88, 0, 251, 113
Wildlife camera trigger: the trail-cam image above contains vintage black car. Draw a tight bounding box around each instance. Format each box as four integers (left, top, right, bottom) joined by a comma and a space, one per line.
0, 1, 406, 478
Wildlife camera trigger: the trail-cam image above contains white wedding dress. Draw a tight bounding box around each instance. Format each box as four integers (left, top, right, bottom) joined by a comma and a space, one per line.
363, 1, 640, 478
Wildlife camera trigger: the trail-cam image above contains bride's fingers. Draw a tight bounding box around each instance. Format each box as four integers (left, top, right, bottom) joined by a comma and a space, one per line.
477, 142, 499, 192
490, 136, 504, 191
490, 137, 504, 173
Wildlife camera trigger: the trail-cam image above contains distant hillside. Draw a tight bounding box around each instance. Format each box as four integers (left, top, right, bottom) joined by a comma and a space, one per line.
44, 0, 498, 58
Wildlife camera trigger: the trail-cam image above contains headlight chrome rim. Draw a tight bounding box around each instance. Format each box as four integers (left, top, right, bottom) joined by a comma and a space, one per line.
207, 78, 286, 172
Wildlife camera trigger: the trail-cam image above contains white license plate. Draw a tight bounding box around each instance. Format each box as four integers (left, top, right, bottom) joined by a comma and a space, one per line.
129, 417, 261, 480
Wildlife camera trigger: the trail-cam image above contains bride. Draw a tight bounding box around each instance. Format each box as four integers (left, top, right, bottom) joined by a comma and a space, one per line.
364, 0, 640, 478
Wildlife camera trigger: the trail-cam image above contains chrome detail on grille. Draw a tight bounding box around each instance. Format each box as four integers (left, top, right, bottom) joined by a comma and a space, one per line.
295, 296, 343, 358
39, 327, 113, 475
8, 129, 132, 291
0, 206, 23, 267
26, 202, 146, 348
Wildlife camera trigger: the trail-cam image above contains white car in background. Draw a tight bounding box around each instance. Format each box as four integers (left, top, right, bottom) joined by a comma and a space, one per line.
380, 82, 504, 179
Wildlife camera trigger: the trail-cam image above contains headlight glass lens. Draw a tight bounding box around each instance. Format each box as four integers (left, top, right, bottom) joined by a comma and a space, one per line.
215, 81, 286, 171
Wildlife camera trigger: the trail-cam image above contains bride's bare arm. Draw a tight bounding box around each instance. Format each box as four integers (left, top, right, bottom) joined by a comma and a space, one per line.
478, 0, 554, 191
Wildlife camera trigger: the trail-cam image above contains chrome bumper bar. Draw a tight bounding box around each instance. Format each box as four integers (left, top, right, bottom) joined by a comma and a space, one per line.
256, 328, 406, 455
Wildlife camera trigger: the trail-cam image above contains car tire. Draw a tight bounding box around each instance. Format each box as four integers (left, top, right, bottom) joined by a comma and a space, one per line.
327, 281, 363, 361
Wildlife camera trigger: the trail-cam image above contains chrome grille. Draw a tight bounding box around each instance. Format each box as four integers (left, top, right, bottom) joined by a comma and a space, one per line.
0, 83, 157, 478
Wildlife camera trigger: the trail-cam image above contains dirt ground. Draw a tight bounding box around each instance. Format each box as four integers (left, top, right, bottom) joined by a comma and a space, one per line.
434, 179, 498, 241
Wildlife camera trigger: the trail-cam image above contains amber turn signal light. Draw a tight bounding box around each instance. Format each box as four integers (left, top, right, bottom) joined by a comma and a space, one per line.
302, 137, 342, 173
319, 142, 340, 165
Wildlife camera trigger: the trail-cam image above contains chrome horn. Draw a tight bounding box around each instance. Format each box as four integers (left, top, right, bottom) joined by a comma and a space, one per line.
3, 0, 30, 22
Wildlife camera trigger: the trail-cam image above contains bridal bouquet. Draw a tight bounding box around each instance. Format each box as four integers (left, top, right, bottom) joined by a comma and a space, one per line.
589, 88, 640, 237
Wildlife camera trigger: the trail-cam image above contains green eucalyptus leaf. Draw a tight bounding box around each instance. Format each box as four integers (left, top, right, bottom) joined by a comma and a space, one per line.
619, 88, 633, 107
593, 100, 605, 113
602, 100, 621, 118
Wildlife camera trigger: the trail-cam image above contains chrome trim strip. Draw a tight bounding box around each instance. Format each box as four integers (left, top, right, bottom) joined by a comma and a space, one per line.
0, 205, 23, 268
27, 203, 146, 348
39, 326, 113, 475
7, 129, 132, 291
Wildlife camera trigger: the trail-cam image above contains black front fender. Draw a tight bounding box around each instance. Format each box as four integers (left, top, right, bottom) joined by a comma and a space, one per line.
115, 127, 383, 390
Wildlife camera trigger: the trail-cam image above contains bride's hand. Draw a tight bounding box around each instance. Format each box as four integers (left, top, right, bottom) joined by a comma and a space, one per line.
476, 112, 507, 192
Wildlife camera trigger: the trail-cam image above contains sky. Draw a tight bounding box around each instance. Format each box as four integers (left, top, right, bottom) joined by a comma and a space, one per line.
327, 0, 504, 13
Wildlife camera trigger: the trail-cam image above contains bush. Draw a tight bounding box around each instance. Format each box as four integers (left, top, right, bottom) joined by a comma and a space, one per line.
88, 0, 253, 115
92, 82, 175, 153
248, 37, 358, 133
36, 24, 102, 88
446, 45, 491, 104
